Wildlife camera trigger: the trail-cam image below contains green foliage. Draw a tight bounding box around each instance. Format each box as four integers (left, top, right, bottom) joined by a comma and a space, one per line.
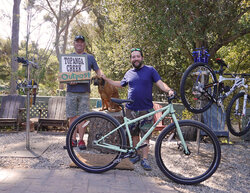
182, 109, 194, 120
86, 0, 249, 100
0, 38, 59, 95
216, 34, 250, 73
0, 0, 249, 98
0, 38, 11, 83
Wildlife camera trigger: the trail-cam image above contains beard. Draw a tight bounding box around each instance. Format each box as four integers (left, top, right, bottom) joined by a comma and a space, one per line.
132, 61, 143, 69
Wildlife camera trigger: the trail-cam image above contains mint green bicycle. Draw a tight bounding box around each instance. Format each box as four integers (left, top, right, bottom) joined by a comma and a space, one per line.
66, 94, 221, 185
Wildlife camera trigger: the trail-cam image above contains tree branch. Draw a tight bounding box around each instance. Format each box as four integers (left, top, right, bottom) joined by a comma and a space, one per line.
210, 27, 250, 57
45, 0, 58, 20
220, 6, 249, 38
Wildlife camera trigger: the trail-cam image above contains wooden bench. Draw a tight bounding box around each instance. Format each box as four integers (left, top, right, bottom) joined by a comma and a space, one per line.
0, 95, 25, 131
37, 96, 68, 131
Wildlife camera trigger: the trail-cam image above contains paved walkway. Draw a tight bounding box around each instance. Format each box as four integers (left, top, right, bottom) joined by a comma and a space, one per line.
0, 168, 176, 193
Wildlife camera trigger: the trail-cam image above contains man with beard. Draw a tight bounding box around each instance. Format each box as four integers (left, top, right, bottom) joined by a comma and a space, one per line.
101, 48, 174, 171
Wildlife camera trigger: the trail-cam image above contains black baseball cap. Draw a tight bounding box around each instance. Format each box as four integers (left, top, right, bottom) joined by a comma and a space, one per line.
74, 35, 85, 41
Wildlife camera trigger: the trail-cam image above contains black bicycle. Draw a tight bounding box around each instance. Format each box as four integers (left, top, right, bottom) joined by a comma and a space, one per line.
180, 59, 250, 136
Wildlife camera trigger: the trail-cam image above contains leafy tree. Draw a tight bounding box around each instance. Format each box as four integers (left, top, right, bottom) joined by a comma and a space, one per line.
2, 0, 249, 98
217, 34, 250, 73
18, 40, 59, 96
0, 39, 11, 93
35, 0, 91, 61
83, 0, 249, 99
0, 38, 11, 88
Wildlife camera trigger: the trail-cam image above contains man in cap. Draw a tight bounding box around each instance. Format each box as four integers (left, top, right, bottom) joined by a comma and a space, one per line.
66, 35, 102, 150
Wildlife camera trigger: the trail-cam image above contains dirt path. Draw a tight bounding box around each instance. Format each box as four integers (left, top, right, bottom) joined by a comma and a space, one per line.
0, 132, 249, 192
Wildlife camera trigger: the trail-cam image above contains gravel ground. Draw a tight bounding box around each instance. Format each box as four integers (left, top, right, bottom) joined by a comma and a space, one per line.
0, 131, 249, 193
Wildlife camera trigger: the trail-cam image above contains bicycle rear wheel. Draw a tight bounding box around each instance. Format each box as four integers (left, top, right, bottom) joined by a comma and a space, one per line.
180, 62, 218, 114
226, 92, 250, 136
155, 120, 221, 185
66, 112, 126, 173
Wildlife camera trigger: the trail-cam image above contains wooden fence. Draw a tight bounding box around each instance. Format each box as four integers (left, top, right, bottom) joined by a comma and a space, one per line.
0, 95, 185, 121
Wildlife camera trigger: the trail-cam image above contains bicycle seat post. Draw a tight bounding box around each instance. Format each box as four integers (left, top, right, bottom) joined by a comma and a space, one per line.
119, 104, 126, 117
111, 98, 134, 117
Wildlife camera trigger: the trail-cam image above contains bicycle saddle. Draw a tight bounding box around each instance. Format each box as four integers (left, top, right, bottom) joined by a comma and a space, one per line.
111, 98, 134, 105
216, 58, 227, 67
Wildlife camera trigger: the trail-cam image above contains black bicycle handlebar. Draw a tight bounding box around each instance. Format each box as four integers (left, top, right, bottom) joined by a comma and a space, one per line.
167, 91, 177, 104
223, 73, 250, 77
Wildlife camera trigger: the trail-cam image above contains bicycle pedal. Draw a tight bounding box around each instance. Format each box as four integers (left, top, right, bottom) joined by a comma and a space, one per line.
138, 144, 147, 149
121, 153, 131, 159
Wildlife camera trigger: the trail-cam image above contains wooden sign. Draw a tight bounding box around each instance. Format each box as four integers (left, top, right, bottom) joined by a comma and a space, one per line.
59, 54, 91, 83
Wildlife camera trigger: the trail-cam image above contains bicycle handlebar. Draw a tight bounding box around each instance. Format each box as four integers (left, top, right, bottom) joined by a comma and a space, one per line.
167, 91, 177, 104
222, 73, 250, 77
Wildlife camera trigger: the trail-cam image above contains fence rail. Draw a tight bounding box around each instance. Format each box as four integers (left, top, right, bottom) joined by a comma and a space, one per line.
0, 95, 185, 121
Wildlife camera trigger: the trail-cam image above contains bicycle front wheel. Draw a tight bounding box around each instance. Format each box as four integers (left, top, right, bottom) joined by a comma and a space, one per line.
180, 62, 218, 114
66, 112, 126, 173
155, 120, 221, 185
226, 92, 250, 136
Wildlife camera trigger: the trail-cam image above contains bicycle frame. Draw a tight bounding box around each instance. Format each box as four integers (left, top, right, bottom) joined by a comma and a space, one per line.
197, 70, 248, 107
216, 75, 248, 113
218, 75, 248, 99
93, 102, 189, 155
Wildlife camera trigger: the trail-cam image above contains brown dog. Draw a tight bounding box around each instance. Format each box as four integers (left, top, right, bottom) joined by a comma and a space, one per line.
91, 76, 121, 112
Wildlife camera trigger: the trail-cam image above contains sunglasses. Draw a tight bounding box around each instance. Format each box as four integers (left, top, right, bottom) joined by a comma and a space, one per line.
131, 48, 141, 52
74, 35, 85, 41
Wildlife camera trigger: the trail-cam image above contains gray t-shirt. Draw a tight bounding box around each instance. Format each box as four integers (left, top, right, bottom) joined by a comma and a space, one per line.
67, 53, 99, 93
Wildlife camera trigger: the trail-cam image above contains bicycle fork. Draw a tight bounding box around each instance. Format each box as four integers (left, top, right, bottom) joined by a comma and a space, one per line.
172, 114, 190, 155
235, 92, 248, 116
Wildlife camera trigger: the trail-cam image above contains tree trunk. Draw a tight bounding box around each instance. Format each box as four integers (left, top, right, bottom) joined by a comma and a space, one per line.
87, 110, 123, 153
10, 0, 21, 94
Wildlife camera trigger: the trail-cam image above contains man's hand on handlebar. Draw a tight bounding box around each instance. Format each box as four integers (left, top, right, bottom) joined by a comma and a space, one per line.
168, 89, 174, 96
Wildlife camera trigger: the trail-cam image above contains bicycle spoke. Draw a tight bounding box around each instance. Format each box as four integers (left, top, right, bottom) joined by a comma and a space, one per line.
226, 93, 250, 136
180, 63, 217, 114
155, 120, 221, 185
66, 112, 126, 173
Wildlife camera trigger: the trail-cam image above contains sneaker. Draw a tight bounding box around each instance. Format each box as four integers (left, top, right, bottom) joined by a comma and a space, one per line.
63, 140, 77, 149
72, 140, 77, 147
219, 138, 234, 145
78, 140, 86, 150
130, 155, 140, 164
141, 159, 152, 171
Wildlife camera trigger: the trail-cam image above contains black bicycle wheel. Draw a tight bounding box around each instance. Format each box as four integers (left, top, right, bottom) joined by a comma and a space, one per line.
180, 62, 218, 114
155, 120, 221, 185
66, 112, 126, 173
226, 92, 250, 136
